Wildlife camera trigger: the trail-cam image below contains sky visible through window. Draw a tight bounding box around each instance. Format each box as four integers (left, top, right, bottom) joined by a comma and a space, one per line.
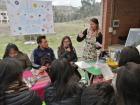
52, 0, 101, 7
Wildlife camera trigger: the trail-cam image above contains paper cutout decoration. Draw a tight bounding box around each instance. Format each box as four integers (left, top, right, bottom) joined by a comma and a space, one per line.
6, 0, 54, 36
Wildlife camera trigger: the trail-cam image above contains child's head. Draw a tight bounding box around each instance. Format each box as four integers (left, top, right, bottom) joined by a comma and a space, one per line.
116, 62, 140, 105
0, 58, 23, 84
49, 59, 74, 83
48, 59, 79, 99
81, 83, 116, 105
119, 46, 140, 66
3, 43, 21, 58
41, 56, 51, 67
60, 36, 73, 49
0, 58, 23, 104
37, 35, 48, 48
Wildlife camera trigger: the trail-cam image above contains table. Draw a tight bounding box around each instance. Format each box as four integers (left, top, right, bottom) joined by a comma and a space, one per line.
83, 61, 102, 85
23, 70, 51, 100
85, 61, 102, 75
76, 61, 115, 85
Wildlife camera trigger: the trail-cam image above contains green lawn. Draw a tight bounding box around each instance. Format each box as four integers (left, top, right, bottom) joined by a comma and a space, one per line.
0, 21, 85, 58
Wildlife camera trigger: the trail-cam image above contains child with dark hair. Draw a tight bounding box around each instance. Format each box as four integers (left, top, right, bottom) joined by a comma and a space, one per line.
3, 43, 32, 70
115, 62, 140, 105
0, 58, 42, 105
119, 46, 140, 66
41, 56, 52, 67
81, 83, 116, 105
38, 56, 52, 73
33, 35, 55, 66
45, 59, 82, 105
58, 36, 81, 80
58, 36, 78, 62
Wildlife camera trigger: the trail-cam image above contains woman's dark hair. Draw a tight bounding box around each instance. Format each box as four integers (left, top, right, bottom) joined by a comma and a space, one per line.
96, 83, 116, 105
49, 59, 79, 99
37, 35, 46, 44
0, 58, 24, 105
119, 46, 140, 66
41, 56, 51, 66
116, 62, 140, 105
59, 36, 73, 51
90, 18, 99, 30
81, 83, 116, 105
3, 43, 23, 58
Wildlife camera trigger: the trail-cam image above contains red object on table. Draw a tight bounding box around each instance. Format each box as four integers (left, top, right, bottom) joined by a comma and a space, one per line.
93, 76, 104, 84
92, 75, 113, 85
23, 70, 51, 100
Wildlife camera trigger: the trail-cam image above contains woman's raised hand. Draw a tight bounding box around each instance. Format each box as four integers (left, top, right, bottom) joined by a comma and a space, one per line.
78, 31, 84, 38
65, 47, 71, 52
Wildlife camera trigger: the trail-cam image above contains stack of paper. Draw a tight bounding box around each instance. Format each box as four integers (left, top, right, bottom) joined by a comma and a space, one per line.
75, 61, 92, 69
97, 63, 114, 80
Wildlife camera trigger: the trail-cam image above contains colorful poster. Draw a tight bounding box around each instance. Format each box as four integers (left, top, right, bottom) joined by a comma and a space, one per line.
6, 0, 54, 36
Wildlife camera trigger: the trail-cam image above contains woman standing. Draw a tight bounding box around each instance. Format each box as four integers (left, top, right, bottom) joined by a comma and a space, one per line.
77, 18, 103, 61
3, 43, 32, 70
